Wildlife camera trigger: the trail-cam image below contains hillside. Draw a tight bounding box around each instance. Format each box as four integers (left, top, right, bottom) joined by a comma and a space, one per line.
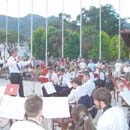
0, 14, 59, 38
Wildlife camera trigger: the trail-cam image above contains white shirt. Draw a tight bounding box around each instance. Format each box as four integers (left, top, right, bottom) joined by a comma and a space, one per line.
7, 56, 31, 73
97, 107, 129, 130
115, 62, 122, 72
58, 73, 72, 88
81, 79, 96, 96
10, 120, 45, 130
0, 59, 4, 64
99, 72, 105, 81
68, 86, 82, 103
89, 72, 95, 81
123, 66, 130, 73
79, 62, 86, 69
88, 62, 96, 72
46, 72, 59, 84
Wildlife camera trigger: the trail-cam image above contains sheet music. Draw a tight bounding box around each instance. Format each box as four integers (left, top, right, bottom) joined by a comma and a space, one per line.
0, 95, 25, 120
0, 86, 6, 97
43, 82, 56, 94
119, 88, 130, 105
0, 96, 70, 120
42, 97, 70, 118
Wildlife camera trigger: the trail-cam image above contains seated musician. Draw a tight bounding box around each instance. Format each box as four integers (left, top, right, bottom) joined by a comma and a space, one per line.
54, 68, 72, 96
68, 77, 82, 104
42, 66, 58, 96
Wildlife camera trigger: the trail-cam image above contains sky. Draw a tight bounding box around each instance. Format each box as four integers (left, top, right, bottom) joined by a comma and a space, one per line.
0, 0, 130, 21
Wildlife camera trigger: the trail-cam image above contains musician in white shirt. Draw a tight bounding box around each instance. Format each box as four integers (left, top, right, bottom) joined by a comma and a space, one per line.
10, 95, 46, 130
81, 71, 96, 97
93, 88, 129, 130
68, 77, 82, 104
46, 66, 59, 85
55, 68, 72, 96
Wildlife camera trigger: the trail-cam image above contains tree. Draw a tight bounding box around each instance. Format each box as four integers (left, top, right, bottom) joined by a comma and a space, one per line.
77, 4, 119, 37
89, 31, 111, 60
33, 27, 46, 59
110, 35, 128, 60
82, 25, 98, 58
64, 29, 80, 59
48, 26, 61, 57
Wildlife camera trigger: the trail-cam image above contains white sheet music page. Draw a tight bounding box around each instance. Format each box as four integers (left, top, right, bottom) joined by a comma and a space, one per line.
119, 87, 130, 105
42, 97, 70, 118
0, 95, 25, 120
0, 86, 6, 97
43, 82, 56, 94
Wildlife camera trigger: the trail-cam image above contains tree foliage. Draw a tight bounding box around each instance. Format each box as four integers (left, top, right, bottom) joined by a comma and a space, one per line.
33, 27, 46, 59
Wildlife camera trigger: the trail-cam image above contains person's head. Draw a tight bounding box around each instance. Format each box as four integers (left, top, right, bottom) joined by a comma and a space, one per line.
82, 71, 90, 83
92, 88, 111, 109
10, 49, 17, 57
71, 77, 82, 88
25, 95, 43, 120
71, 104, 96, 130
95, 79, 105, 88
59, 68, 65, 75
47, 66, 53, 73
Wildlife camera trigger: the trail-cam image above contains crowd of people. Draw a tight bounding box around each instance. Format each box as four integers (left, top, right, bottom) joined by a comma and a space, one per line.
0, 48, 130, 130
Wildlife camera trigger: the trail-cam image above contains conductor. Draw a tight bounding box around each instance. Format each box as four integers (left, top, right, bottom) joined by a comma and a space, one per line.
7, 49, 31, 97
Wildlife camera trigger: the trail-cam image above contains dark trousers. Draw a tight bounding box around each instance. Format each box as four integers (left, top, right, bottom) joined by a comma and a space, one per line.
10, 73, 24, 97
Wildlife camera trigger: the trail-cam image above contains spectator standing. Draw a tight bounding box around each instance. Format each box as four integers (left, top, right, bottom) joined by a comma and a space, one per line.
114, 59, 122, 78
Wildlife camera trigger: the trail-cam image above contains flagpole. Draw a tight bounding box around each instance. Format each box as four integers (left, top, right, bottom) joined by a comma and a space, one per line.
18, 0, 20, 50
99, 0, 102, 60
45, 0, 48, 66
118, 0, 121, 59
5, 0, 8, 59
80, 0, 82, 58
30, 0, 33, 58
61, 0, 64, 58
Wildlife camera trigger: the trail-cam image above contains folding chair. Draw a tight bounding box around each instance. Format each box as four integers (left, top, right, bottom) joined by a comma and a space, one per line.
52, 102, 75, 130
39, 76, 48, 83
111, 78, 120, 101
52, 117, 74, 130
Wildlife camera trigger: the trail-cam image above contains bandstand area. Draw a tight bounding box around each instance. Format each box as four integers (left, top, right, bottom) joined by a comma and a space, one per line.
0, 0, 130, 130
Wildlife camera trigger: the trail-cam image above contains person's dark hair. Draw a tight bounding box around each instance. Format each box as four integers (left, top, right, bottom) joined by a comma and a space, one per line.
83, 71, 90, 78
59, 68, 65, 72
25, 95, 43, 118
92, 88, 111, 105
72, 77, 82, 85
95, 79, 105, 88
87, 67, 92, 72
71, 104, 96, 130
9, 48, 17, 55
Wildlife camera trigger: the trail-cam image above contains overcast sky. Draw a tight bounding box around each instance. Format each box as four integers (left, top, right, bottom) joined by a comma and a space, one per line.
0, 0, 130, 21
